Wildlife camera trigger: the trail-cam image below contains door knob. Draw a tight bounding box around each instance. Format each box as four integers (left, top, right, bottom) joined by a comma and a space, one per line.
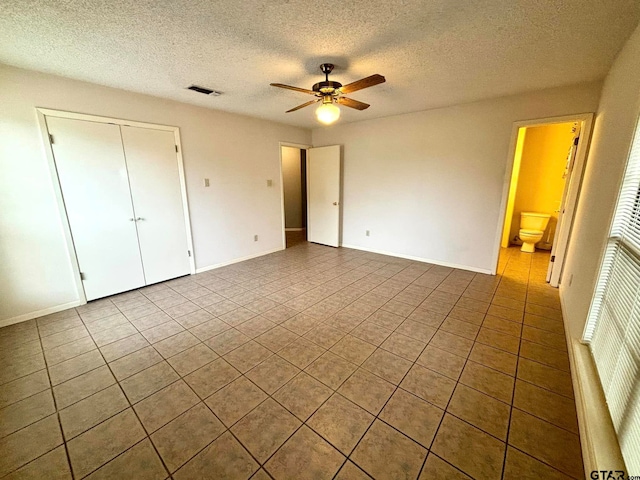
129, 218, 135, 221
136, 217, 144, 221
333, 202, 338, 206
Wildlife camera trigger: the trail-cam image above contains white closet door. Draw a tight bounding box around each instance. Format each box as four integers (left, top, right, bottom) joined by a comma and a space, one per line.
307, 145, 341, 247
121, 126, 191, 285
47, 117, 146, 300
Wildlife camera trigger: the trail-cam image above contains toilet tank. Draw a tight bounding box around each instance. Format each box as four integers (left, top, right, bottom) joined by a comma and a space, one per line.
520, 212, 550, 231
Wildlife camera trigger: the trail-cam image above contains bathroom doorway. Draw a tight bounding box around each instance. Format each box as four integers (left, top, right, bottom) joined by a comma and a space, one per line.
494, 114, 594, 286
279, 143, 309, 248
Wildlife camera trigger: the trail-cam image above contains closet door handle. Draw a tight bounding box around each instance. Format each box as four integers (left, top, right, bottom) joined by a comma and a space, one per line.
129, 218, 135, 221
136, 217, 144, 221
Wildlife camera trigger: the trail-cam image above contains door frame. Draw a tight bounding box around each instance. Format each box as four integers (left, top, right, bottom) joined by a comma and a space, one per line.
492, 113, 594, 283
279, 142, 312, 249
36, 108, 196, 305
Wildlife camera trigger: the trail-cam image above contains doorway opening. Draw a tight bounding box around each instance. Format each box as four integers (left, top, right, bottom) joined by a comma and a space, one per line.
495, 114, 593, 286
280, 145, 308, 248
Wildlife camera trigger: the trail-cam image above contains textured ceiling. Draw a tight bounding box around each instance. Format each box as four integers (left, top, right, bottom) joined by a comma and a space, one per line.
1, 0, 639, 128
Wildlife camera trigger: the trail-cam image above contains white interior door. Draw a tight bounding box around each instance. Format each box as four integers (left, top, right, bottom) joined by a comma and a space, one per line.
546, 138, 575, 283
47, 117, 145, 300
548, 134, 583, 287
121, 126, 191, 285
307, 145, 341, 247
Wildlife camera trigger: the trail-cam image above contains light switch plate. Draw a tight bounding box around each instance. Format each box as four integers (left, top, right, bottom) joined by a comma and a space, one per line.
267, 179, 273, 187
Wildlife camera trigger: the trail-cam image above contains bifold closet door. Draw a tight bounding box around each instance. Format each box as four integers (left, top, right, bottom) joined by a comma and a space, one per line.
47, 117, 146, 300
120, 126, 191, 284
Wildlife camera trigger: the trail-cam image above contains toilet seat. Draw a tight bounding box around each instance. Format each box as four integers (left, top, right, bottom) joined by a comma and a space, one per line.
520, 229, 543, 236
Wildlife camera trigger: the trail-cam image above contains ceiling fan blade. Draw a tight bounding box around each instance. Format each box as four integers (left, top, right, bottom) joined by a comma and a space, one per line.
270, 83, 317, 95
339, 74, 386, 94
337, 97, 370, 110
286, 98, 321, 113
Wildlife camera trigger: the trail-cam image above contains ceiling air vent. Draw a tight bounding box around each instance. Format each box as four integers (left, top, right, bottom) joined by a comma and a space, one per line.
187, 85, 222, 96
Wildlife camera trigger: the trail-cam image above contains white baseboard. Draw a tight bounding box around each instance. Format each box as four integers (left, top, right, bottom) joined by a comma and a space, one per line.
195, 247, 285, 274
0, 300, 83, 328
558, 293, 625, 477
341, 244, 493, 275
285, 228, 305, 232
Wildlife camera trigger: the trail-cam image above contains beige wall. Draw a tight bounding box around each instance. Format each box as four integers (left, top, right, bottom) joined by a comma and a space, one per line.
0, 64, 311, 324
509, 122, 576, 247
281, 146, 304, 229
312, 82, 602, 273
561, 24, 640, 340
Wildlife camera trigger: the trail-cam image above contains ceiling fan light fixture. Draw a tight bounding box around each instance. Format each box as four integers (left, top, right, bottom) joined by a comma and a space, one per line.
271, 64, 384, 120
316, 101, 340, 125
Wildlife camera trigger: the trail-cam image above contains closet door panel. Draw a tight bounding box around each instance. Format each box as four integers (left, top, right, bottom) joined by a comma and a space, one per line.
121, 126, 191, 284
47, 117, 146, 300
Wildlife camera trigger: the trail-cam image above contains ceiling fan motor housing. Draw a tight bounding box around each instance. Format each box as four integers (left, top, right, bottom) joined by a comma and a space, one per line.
313, 80, 343, 95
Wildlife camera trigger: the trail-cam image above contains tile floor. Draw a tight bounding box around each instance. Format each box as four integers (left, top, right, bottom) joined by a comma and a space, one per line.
285, 230, 306, 248
0, 244, 584, 479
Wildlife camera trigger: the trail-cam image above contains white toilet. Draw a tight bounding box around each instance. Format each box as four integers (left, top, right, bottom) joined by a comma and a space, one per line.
519, 212, 551, 253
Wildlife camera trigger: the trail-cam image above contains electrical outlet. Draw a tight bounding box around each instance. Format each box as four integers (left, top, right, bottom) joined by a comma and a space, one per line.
266, 179, 273, 187
366, 230, 370, 236
204, 178, 210, 187
254, 234, 258, 242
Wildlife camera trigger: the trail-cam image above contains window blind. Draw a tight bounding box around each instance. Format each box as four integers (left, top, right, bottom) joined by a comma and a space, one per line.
583, 115, 640, 474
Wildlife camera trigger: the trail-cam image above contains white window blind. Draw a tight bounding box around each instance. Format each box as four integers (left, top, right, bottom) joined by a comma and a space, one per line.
584, 115, 640, 474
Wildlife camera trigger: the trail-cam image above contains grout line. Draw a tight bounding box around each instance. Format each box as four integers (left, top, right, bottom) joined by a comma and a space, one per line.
0, 326, 71, 478
84, 349, 173, 478
500, 248, 529, 480
0, 373, 51, 410
414, 273, 486, 479
39, 321, 76, 480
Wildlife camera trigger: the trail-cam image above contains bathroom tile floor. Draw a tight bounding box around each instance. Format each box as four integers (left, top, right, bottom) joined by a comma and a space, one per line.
0, 244, 584, 479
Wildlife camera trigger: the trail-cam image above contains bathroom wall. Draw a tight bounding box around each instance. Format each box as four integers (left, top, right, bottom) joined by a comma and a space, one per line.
501, 128, 527, 247
508, 122, 576, 248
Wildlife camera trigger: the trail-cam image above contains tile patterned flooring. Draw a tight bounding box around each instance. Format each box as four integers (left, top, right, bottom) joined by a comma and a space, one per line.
0, 244, 584, 479
285, 230, 307, 248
